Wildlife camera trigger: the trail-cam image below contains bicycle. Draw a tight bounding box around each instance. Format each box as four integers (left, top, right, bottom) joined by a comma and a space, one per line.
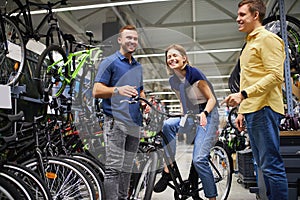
8, 0, 68, 47
263, 15, 300, 74
0, 111, 52, 200
0, 2, 26, 86
35, 41, 102, 101
123, 96, 232, 200
0, 0, 68, 87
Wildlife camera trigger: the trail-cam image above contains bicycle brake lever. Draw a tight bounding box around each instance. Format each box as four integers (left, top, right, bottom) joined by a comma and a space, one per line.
120, 99, 138, 104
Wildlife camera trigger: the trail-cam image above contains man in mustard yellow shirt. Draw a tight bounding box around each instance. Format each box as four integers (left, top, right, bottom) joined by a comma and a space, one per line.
222, 0, 288, 199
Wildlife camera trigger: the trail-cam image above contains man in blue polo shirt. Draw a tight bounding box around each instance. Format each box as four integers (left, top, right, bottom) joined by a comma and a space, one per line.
93, 25, 147, 200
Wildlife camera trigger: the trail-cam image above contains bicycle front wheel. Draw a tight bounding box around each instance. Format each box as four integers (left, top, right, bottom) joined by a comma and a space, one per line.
263, 15, 300, 73
0, 16, 26, 86
35, 45, 67, 96
210, 145, 232, 200
0, 176, 22, 200
131, 151, 158, 200
23, 157, 96, 199
3, 163, 52, 200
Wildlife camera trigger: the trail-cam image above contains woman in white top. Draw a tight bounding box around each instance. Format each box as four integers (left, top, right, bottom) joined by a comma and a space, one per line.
153, 44, 219, 200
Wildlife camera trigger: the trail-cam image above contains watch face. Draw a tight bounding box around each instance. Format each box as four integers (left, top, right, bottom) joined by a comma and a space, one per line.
114, 87, 119, 94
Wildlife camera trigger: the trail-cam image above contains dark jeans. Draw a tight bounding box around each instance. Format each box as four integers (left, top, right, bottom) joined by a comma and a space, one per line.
245, 106, 288, 200
103, 116, 140, 200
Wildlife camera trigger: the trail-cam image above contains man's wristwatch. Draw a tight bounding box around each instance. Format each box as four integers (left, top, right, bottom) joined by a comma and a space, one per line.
241, 90, 248, 99
113, 87, 119, 96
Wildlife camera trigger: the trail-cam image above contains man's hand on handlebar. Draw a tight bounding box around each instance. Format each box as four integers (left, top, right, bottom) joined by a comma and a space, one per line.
117, 85, 138, 97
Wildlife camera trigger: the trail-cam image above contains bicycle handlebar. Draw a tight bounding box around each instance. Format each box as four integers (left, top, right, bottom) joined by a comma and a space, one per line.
12, 0, 67, 11
120, 96, 182, 118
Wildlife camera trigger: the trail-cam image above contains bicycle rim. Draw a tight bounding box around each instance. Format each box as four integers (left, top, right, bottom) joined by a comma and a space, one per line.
0, 16, 25, 86
71, 153, 105, 180
35, 45, 67, 96
61, 155, 105, 200
0, 176, 22, 200
3, 163, 52, 200
263, 15, 300, 73
23, 157, 96, 199
132, 151, 158, 200
0, 171, 34, 200
210, 145, 232, 200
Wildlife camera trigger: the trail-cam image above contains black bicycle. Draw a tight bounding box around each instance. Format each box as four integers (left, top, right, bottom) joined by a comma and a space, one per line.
8, 0, 68, 47
124, 96, 232, 200
0, 0, 68, 86
0, 2, 26, 86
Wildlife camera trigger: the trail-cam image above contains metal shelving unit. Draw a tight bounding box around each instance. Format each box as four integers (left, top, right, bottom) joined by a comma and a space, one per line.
278, 0, 294, 116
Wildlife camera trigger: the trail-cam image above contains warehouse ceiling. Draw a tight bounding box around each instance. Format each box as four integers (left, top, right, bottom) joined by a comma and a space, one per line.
8, 0, 300, 112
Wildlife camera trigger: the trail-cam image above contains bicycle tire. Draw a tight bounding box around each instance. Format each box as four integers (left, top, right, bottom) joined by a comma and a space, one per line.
0, 16, 26, 86
60, 155, 105, 200
71, 152, 105, 181
228, 107, 238, 130
74, 64, 96, 111
0, 176, 22, 200
0, 170, 34, 200
3, 163, 52, 200
23, 156, 96, 200
35, 44, 68, 96
209, 145, 232, 200
131, 151, 158, 200
263, 15, 300, 73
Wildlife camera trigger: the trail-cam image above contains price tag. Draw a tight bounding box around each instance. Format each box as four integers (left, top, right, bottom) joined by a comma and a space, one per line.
0, 85, 12, 109
179, 114, 187, 127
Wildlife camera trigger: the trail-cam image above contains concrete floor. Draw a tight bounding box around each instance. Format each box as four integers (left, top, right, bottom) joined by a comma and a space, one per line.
151, 141, 258, 200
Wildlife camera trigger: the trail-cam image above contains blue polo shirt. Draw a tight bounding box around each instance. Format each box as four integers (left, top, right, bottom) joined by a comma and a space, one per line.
94, 51, 143, 126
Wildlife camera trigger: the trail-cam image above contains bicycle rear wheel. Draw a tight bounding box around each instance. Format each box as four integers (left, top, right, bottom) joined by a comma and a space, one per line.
35, 45, 67, 96
0, 16, 26, 86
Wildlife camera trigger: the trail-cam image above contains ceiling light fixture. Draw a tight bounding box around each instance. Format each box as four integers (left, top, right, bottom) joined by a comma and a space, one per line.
134, 48, 242, 58
29, 0, 174, 14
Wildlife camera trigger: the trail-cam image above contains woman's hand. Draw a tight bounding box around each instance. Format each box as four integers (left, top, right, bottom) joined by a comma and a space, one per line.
198, 112, 207, 127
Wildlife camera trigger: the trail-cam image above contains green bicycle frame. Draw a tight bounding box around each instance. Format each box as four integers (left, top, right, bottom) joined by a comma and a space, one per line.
47, 47, 102, 97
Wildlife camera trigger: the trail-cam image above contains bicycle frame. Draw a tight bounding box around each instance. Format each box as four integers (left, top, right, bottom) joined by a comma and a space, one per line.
47, 47, 101, 97
124, 96, 232, 199
8, 0, 66, 42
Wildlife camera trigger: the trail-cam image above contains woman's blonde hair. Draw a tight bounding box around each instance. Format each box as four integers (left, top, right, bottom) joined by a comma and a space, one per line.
165, 44, 189, 75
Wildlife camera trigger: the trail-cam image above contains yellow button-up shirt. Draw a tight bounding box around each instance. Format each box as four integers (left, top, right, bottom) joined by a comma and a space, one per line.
239, 26, 285, 115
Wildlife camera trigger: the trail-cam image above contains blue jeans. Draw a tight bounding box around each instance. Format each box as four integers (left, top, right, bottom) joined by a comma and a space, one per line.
162, 107, 219, 198
244, 106, 288, 200
103, 116, 140, 200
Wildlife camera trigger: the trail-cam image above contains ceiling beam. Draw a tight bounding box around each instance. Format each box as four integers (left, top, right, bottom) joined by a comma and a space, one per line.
146, 19, 235, 28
